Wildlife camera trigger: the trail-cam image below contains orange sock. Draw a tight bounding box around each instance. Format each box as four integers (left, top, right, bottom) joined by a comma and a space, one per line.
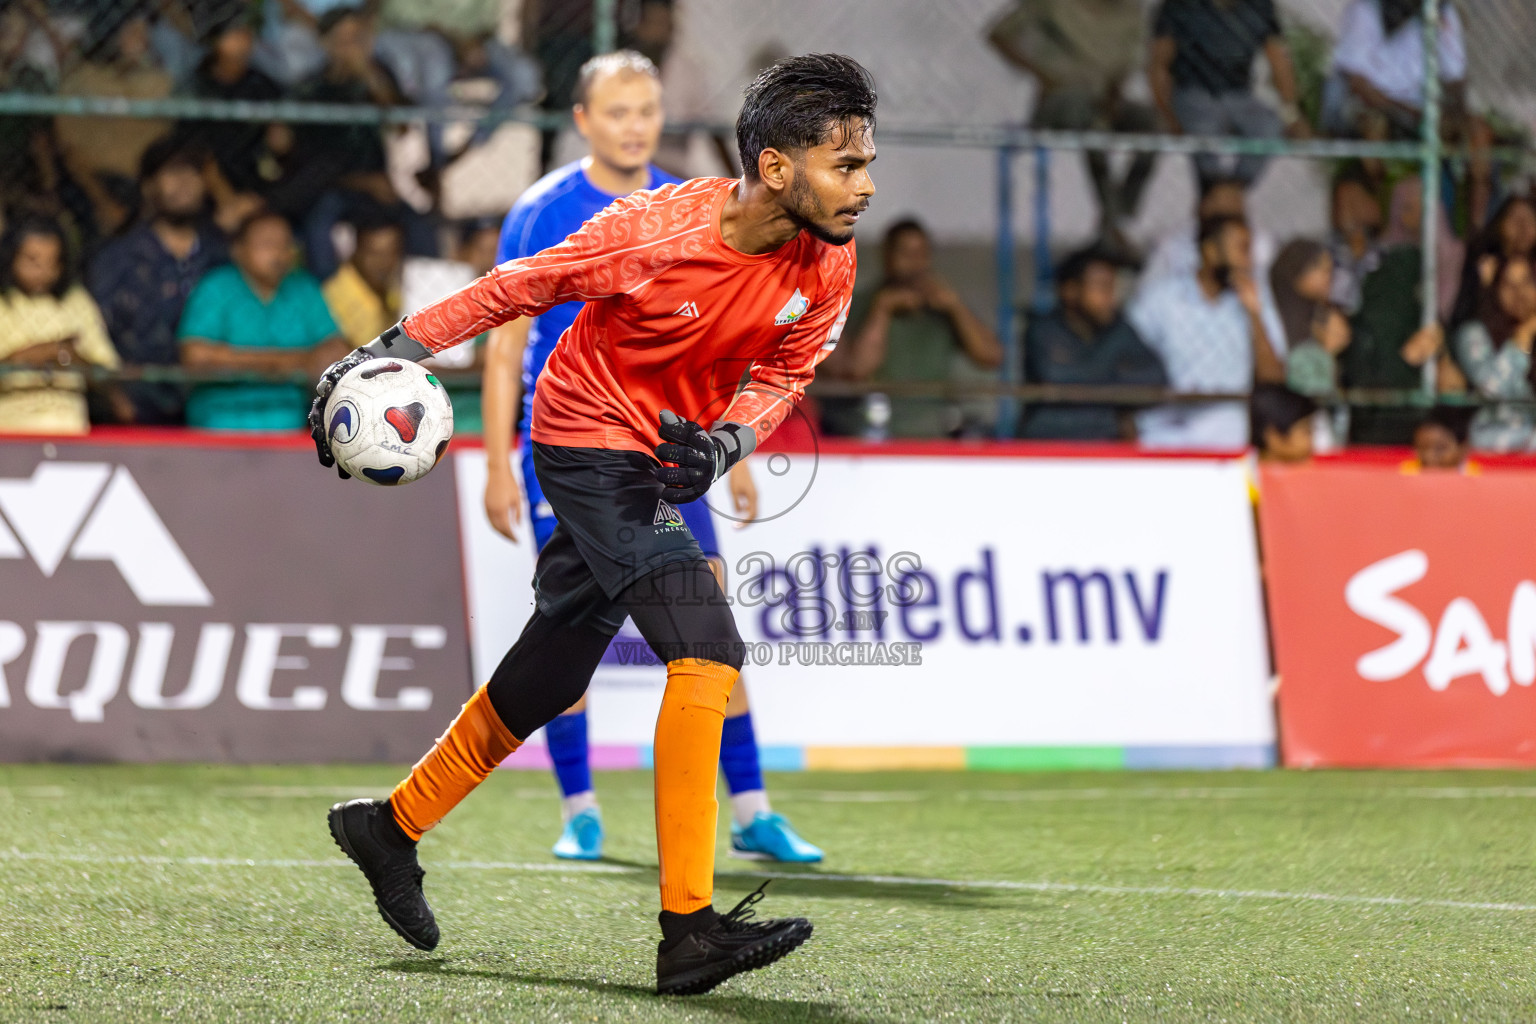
389, 684, 520, 840
654, 658, 738, 914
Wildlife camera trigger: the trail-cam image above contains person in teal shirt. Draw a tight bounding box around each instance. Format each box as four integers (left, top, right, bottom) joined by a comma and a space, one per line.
179, 211, 347, 430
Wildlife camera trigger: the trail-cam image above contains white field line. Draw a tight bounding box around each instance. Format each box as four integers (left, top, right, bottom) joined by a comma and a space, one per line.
3, 848, 1534, 914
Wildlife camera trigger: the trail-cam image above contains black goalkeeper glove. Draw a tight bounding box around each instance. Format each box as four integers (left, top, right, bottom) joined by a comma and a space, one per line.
653, 409, 757, 503
309, 322, 436, 478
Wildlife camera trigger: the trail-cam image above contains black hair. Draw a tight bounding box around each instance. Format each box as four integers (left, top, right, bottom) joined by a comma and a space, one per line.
572, 49, 659, 106
138, 135, 205, 183
1199, 174, 1247, 203
232, 209, 291, 244
1250, 383, 1317, 448
318, 5, 364, 37
1054, 245, 1124, 287
0, 215, 74, 299
349, 207, 403, 242
882, 217, 928, 248
736, 53, 876, 181
1417, 405, 1474, 446
1198, 213, 1248, 248
457, 215, 503, 247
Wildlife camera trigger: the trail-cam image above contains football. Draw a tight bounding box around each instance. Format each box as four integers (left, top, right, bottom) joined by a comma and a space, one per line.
324, 357, 454, 486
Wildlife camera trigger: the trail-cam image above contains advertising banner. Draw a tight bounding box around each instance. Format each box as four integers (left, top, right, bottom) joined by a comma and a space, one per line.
0, 439, 473, 762
1263, 463, 1536, 767
458, 446, 1274, 768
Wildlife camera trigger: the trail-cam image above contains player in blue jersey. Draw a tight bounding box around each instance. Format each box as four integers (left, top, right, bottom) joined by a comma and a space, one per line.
480, 50, 823, 865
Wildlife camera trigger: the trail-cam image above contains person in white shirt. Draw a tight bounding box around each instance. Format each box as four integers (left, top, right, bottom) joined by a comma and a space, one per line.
1323, 0, 1490, 221
1131, 214, 1286, 450
1141, 176, 1285, 354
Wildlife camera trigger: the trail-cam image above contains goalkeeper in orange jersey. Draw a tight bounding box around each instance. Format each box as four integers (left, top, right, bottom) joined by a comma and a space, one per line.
312, 53, 875, 996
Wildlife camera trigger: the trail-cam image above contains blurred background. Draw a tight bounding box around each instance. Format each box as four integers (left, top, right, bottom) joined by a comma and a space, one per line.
1, 0, 1534, 449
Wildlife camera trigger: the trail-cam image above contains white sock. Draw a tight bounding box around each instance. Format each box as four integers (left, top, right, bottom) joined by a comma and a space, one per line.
730, 789, 770, 828
561, 790, 598, 822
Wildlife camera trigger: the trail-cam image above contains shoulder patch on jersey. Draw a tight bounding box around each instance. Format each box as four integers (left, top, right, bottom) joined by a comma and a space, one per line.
774, 289, 809, 326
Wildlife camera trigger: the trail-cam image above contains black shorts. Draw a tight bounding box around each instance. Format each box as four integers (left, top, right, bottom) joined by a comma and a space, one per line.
530, 442, 708, 633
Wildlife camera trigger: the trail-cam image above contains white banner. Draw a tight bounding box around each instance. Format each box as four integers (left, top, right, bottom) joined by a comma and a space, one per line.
455, 450, 1273, 753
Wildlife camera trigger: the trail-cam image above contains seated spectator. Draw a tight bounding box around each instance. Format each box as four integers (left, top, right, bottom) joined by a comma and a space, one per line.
1141, 175, 1283, 345
323, 214, 403, 347
988, 0, 1156, 256
1251, 382, 1317, 463
179, 211, 347, 431
1344, 177, 1455, 444
1454, 255, 1536, 453
1450, 195, 1536, 335
1021, 247, 1167, 440
1148, 0, 1306, 188
1131, 214, 1285, 450
0, 0, 65, 222
0, 216, 121, 435
1325, 0, 1489, 221
55, 15, 174, 238
1411, 406, 1474, 471
817, 219, 1004, 439
1326, 173, 1384, 315
178, 9, 284, 218
1270, 240, 1350, 398
268, 6, 435, 279
87, 139, 229, 425
1381, 174, 1463, 321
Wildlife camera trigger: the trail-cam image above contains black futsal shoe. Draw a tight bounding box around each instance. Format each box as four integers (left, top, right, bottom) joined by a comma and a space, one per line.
655, 882, 813, 996
327, 798, 440, 951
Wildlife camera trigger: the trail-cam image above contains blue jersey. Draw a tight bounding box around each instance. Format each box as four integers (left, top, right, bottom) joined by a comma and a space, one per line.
495, 160, 684, 431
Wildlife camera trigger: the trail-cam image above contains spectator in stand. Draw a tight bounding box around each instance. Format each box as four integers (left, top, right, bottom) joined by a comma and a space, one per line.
0, 0, 66, 222
1270, 240, 1350, 398
1326, 173, 1384, 316
1344, 176, 1456, 445
1454, 255, 1536, 453
178, 210, 347, 430
270, 6, 434, 280
1148, 0, 1307, 188
1141, 175, 1284, 354
818, 219, 1004, 439
1411, 405, 1473, 471
988, 0, 1156, 257
178, 8, 284, 227
1382, 174, 1462, 322
1131, 214, 1285, 449
1251, 382, 1317, 463
1021, 247, 1167, 440
323, 213, 403, 348
1325, 0, 1489, 224
55, 14, 174, 239
88, 139, 229, 425
1450, 195, 1536, 336
522, 0, 593, 170
0, 216, 121, 434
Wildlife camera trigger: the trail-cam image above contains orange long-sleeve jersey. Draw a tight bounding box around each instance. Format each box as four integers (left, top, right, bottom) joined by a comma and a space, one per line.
402, 176, 856, 455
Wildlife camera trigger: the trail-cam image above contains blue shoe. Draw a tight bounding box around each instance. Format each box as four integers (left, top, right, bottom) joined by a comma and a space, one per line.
552, 807, 604, 860
729, 812, 824, 863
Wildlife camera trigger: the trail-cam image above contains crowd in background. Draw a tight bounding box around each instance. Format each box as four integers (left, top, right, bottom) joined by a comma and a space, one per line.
0, 0, 1526, 457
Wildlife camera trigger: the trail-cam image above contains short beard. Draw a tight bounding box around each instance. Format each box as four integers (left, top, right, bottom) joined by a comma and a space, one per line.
785, 171, 855, 247
157, 207, 202, 229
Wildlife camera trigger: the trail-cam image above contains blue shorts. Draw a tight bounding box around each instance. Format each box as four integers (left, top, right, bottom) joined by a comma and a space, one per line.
520, 432, 719, 558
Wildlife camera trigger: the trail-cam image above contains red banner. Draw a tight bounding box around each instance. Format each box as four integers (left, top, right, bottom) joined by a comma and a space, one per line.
1262, 462, 1536, 766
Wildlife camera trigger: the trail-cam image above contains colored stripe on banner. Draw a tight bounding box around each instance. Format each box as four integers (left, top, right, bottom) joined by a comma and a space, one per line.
498, 745, 1278, 771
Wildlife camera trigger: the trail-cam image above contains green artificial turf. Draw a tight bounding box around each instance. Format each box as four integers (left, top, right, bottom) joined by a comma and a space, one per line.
3, 765, 1535, 1022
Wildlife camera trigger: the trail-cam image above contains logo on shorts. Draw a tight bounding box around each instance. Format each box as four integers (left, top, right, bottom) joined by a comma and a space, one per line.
653, 500, 685, 527
774, 289, 808, 326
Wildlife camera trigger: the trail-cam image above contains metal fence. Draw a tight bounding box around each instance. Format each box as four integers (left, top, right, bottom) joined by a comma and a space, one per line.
0, 0, 1532, 444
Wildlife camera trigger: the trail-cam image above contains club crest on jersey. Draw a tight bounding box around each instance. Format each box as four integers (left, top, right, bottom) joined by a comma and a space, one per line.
674, 301, 699, 318
774, 289, 808, 326
654, 500, 685, 527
